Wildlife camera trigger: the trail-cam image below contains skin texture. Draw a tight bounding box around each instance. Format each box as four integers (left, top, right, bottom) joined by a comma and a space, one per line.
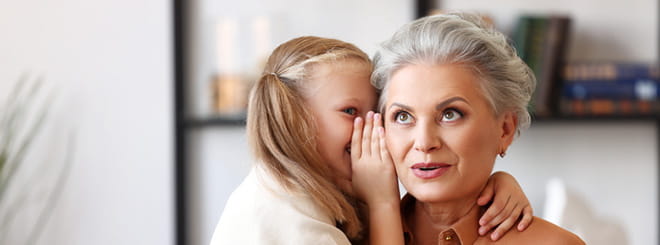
385, 63, 504, 207
351, 63, 533, 244
302, 59, 377, 195
384, 63, 518, 243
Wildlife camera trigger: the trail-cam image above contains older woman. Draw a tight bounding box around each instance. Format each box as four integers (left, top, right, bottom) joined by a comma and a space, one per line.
353, 13, 585, 244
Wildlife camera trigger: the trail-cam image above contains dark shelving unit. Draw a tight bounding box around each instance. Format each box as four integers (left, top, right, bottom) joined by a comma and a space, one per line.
184, 117, 246, 127
533, 114, 659, 123
172, 0, 187, 244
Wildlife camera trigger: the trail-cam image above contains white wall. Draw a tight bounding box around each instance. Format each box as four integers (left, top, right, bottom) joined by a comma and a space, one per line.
496, 122, 657, 245
0, 1, 173, 244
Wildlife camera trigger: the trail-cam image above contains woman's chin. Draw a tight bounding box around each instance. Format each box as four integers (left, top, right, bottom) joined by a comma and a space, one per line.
408, 186, 454, 203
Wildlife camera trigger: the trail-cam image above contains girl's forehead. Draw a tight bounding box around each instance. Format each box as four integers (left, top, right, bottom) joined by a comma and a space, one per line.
301, 61, 373, 97
308, 58, 370, 74
304, 60, 369, 82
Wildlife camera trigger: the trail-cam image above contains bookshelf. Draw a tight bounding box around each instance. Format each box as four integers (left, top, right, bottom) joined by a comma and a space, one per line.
184, 117, 246, 127
535, 115, 658, 122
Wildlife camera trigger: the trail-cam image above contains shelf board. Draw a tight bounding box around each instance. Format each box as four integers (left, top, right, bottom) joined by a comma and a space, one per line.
533, 114, 659, 123
184, 116, 246, 127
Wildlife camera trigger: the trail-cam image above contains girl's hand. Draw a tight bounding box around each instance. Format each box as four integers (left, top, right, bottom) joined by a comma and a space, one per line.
351, 111, 404, 245
351, 111, 399, 206
476, 171, 533, 241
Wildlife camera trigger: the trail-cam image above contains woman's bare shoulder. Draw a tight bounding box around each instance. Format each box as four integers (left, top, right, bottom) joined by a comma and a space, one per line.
497, 216, 585, 245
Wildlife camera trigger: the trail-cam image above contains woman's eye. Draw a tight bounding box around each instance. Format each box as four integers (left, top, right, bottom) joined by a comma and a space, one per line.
343, 108, 357, 115
394, 111, 413, 124
441, 109, 462, 122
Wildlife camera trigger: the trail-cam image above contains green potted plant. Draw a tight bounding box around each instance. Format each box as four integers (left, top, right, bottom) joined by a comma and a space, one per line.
0, 76, 73, 245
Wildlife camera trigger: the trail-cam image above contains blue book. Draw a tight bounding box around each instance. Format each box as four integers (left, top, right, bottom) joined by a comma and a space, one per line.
563, 63, 659, 81
562, 78, 659, 100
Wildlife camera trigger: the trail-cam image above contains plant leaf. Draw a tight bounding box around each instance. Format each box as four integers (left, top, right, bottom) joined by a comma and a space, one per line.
25, 133, 75, 245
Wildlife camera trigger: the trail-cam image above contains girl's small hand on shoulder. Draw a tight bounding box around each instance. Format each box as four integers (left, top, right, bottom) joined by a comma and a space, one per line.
351, 111, 400, 206
477, 171, 534, 241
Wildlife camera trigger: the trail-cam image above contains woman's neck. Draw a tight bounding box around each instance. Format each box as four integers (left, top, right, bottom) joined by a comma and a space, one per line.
411, 193, 479, 243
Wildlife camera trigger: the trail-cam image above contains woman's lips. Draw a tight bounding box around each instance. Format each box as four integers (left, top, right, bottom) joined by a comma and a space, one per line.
411, 162, 451, 179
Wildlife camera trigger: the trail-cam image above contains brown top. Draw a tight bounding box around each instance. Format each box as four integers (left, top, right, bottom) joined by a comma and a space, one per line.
400, 194, 586, 245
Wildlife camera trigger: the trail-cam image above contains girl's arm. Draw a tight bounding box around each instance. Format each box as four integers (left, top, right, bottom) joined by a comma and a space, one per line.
351, 112, 404, 245
477, 171, 534, 241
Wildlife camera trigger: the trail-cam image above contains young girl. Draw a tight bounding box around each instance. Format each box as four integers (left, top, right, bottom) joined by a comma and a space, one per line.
210, 36, 532, 244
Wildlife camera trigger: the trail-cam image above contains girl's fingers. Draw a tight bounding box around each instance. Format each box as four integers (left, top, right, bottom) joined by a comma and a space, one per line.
482, 199, 515, 236
479, 195, 509, 235
490, 203, 522, 241
489, 196, 514, 228
362, 111, 374, 156
351, 116, 363, 159
478, 190, 505, 227
477, 179, 495, 207
374, 111, 383, 128
517, 205, 534, 231
379, 127, 390, 165
371, 113, 381, 159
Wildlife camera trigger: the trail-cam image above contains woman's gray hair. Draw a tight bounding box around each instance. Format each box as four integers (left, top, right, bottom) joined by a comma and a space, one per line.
371, 12, 536, 132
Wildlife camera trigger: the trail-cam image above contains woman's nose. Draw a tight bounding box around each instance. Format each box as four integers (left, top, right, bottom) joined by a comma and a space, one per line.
413, 122, 441, 153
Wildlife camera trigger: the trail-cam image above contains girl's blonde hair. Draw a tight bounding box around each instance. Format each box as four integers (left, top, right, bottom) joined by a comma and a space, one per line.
246, 36, 371, 239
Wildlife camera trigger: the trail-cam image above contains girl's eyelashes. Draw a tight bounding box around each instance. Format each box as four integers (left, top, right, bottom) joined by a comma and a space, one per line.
342, 107, 358, 116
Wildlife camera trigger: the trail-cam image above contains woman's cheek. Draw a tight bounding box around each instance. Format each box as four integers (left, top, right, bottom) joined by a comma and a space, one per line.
385, 130, 404, 163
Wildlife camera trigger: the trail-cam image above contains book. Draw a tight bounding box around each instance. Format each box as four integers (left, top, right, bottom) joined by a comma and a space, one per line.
563, 62, 660, 81
536, 16, 571, 116
561, 62, 660, 100
562, 78, 659, 100
512, 15, 572, 117
513, 16, 545, 114
512, 16, 532, 62
560, 98, 660, 116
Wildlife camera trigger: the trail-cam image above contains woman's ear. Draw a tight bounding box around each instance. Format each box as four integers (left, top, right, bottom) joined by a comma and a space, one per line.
498, 111, 518, 153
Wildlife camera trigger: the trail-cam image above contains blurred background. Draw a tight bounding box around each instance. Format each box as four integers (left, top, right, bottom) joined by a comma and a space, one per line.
0, 0, 657, 245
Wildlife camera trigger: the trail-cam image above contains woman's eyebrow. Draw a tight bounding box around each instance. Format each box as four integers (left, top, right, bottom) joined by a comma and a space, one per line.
389, 102, 412, 111
435, 97, 468, 110
389, 97, 468, 112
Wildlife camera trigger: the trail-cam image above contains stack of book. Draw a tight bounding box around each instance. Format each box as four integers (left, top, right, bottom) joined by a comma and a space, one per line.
559, 62, 660, 116
512, 15, 572, 117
